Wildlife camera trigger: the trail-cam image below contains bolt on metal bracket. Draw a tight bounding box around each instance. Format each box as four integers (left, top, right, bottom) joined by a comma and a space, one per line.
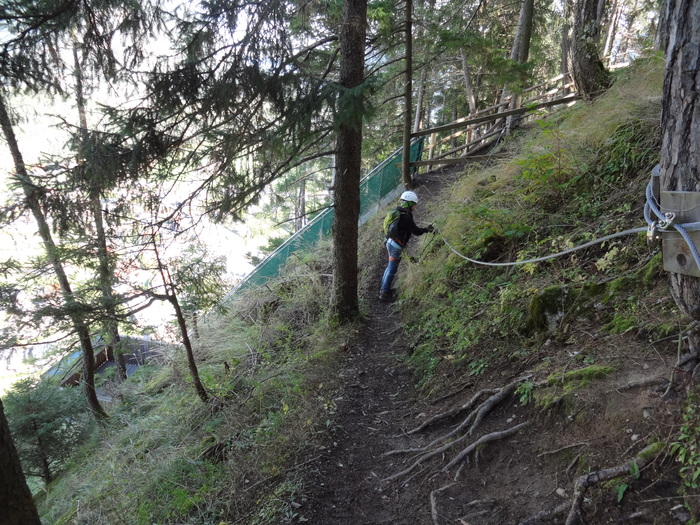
661, 192, 700, 277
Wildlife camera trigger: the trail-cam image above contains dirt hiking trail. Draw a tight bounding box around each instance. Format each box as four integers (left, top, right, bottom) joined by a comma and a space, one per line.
300, 168, 686, 525
301, 169, 456, 525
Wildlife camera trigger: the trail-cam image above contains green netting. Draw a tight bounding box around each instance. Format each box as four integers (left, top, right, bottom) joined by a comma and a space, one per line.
228, 138, 424, 297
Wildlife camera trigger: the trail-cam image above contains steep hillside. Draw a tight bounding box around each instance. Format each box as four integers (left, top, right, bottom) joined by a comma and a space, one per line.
301, 55, 690, 524
37, 56, 696, 525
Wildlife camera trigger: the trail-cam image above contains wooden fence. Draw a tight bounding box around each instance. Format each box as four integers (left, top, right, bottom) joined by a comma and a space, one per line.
411, 73, 579, 170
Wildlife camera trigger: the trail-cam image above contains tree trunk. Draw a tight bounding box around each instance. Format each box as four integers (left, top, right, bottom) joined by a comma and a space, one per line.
460, 48, 478, 115
512, 0, 535, 65
505, 0, 535, 130
0, 90, 107, 420
30, 417, 52, 485
74, 46, 127, 382
0, 398, 42, 525
151, 237, 208, 402
569, 0, 610, 99
170, 293, 209, 402
602, 0, 620, 65
413, 65, 427, 133
660, 0, 700, 351
595, 0, 607, 31
413, 0, 435, 133
561, 0, 573, 95
92, 193, 127, 382
296, 177, 306, 231
190, 311, 201, 340
332, 0, 367, 323
654, 0, 670, 53
402, 0, 414, 187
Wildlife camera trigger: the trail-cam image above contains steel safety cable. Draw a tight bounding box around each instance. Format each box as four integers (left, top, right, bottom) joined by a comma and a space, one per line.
643, 165, 700, 271
433, 225, 646, 267
432, 166, 700, 269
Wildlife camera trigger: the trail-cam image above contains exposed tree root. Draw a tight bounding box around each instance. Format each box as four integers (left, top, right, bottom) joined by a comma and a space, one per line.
383, 421, 528, 482
430, 482, 455, 525
444, 421, 529, 474
429, 381, 475, 405
466, 380, 522, 435
388, 379, 524, 458
613, 377, 667, 392
517, 443, 661, 525
537, 442, 589, 458
384, 379, 527, 483
405, 387, 500, 435
383, 428, 472, 481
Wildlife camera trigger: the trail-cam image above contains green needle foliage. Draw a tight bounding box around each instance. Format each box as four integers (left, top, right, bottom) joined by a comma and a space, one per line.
4, 377, 94, 487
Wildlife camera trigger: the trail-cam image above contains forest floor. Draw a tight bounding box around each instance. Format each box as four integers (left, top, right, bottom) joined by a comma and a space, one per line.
299, 166, 689, 525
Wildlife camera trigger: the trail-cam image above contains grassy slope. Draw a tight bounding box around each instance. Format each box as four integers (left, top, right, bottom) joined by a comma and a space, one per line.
398, 55, 668, 393
38, 55, 697, 524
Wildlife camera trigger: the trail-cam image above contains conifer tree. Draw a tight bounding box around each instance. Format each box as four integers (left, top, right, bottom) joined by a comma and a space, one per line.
0, 91, 108, 419
71, 44, 128, 381
0, 0, 165, 415
4, 377, 92, 486
333, 0, 369, 322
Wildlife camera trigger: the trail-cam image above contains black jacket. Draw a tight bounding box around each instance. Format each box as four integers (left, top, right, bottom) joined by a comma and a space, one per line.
392, 206, 429, 247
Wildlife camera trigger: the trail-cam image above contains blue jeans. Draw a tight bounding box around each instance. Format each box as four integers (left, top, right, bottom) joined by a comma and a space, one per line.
381, 239, 403, 293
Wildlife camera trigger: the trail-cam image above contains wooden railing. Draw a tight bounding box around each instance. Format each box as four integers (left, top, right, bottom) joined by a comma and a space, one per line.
411, 73, 579, 169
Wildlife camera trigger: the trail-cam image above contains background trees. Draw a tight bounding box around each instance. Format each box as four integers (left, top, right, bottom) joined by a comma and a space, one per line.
0, 0, 681, 523
0, 0, 665, 408
0, 0, 667, 456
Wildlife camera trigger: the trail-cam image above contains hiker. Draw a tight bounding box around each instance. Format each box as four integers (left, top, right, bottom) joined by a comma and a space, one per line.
380, 191, 433, 301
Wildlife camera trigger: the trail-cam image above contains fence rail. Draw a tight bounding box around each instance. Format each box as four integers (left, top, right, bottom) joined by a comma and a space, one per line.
415, 73, 579, 169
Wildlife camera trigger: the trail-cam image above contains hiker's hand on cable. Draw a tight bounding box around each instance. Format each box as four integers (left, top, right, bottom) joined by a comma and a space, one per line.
426, 224, 435, 233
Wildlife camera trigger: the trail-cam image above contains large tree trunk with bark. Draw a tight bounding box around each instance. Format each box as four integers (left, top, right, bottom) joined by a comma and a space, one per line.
561, 0, 573, 94
512, 0, 535, 65
332, 0, 367, 323
505, 0, 535, 130
0, 90, 107, 420
660, 1, 700, 351
413, 65, 428, 133
0, 398, 42, 525
569, 0, 610, 99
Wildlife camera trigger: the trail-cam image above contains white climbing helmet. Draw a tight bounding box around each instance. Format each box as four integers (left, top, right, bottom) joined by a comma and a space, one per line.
400, 191, 418, 205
